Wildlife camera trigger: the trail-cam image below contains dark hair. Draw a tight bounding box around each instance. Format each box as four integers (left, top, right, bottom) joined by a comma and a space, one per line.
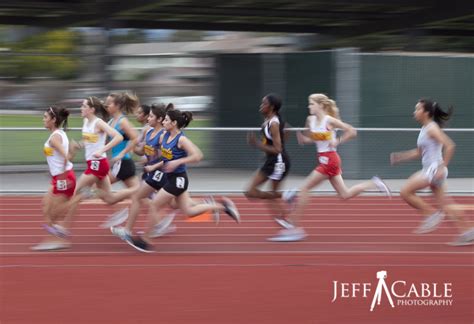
150, 103, 168, 120
265, 93, 282, 114
418, 98, 453, 127
47, 105, 70, 130
166, 109, 193, 129
88, 96, 109, 121
108, 92, 139, 115
140, 104, 151, 116
264, 93, 286, 142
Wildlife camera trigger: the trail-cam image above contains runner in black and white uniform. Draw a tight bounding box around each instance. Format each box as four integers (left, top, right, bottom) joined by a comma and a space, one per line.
245, 93, 292, 231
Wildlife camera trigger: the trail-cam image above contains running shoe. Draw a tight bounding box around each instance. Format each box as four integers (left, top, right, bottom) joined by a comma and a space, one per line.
274, 217, 294, 229
371, 176, 392, 198
30, 241, 71, 251
126, 236, 154, 253
222, 197, 240, 223
413, 211, 445, 234
203, 195, 220, 224
42, 224, 69, 238
149, 212, 177, 238
110, 226, 132, 241
100, 208, 129, 228
267, 227, 307, 242
448, 228, 474, 246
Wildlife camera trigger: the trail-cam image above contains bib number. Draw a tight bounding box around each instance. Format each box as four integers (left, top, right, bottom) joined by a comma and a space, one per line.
176, 177, 185, 189
319, 156, 329, 165
56, 179, 67, 191
153, 170, 164, 182
91, 160, 100, 171
274, 162, 285, 173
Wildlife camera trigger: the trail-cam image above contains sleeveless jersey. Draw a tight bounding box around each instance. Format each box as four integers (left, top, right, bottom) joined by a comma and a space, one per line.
161, 132, 187, 174
44, 129, 73, 176
82, 117, 107, 161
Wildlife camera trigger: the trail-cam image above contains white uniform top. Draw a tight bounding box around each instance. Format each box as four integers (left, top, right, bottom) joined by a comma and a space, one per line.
417, 122, 443, 169
263, 115, 279, 141
44, 129, 73, 176
308, 115, 336, 153
82, 117, 107, 161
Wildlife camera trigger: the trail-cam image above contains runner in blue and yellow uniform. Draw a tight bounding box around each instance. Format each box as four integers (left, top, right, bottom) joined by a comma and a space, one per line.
126, 109, 241, 252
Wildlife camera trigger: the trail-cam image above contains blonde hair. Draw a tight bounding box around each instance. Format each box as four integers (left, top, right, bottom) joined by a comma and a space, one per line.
309, 93, 340, 119
108, 92, 140, 115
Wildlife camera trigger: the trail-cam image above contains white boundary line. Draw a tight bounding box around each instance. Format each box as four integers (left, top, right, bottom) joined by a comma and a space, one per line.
1, 263, 473, 269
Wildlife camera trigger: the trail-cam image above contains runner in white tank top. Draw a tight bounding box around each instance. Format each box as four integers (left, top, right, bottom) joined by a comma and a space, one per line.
44, 129, 73, 176
82, 117, 107, 161
391, 98, 472, 245
32, 106, 76, 251
308, 115, 337, 153
271, 93, 391, 242
60, 97, 125, 237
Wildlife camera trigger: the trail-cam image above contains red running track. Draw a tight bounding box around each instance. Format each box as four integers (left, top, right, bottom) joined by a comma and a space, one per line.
1, 195, 473, 323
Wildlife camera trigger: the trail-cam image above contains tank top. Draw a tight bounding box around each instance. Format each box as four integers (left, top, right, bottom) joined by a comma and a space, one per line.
144, 128, 165, 165
417, 122, 443, 168
82, 117, 107, 161
108, 115, 131, 160
308, 115, 336, 153
44, 129, 73, 176
161, 132, 187, 174
261, 115, 287, 162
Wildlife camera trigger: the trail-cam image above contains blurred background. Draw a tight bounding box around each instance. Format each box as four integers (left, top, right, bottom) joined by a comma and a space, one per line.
0, 1, 472, 187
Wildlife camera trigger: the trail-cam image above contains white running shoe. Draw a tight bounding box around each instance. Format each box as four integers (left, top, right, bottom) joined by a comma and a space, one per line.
100, 208, 129, 228
110, 226, 132, 241
148, 213, 177, 238
30, 241, 71, 251
274, 217, 295, 229
371, 176, 392, 198
413, 211, 445, 234
448, 228, 474, 246
267, 227, 307, 242
222, 197, 241, 223
149, 224, 177, 238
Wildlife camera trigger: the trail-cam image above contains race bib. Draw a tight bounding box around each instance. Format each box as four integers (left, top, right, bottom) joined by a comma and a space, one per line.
319, 156, 329, 164
152, 170, 164, 182
274, 162, 285, 173
176, 177, 185, 189
56, 179, 67, 191
91, 160, 100, 171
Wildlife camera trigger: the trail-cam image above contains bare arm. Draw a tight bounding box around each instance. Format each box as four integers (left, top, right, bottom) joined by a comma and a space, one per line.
427, 124, 456, 167
161, 136, 203, 173
113, 118, 139, 161
249, 122, 282, 155
327, 116, 357, 147
94, 119, 123, 157
390, 148, 421, 165
296, 117, 315, 145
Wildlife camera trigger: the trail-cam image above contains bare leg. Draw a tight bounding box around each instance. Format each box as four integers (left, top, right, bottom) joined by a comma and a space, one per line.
289, 171, 328, 225
329, 175, 377, 200
245, 170, 281, 200
400, 171, 435, 216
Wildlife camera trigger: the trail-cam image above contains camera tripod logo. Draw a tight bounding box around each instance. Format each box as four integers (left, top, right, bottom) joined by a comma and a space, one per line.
370, 270, 395, 312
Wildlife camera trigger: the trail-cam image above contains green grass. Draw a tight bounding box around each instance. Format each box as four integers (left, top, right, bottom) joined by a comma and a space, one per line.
0, 114, 211, 165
